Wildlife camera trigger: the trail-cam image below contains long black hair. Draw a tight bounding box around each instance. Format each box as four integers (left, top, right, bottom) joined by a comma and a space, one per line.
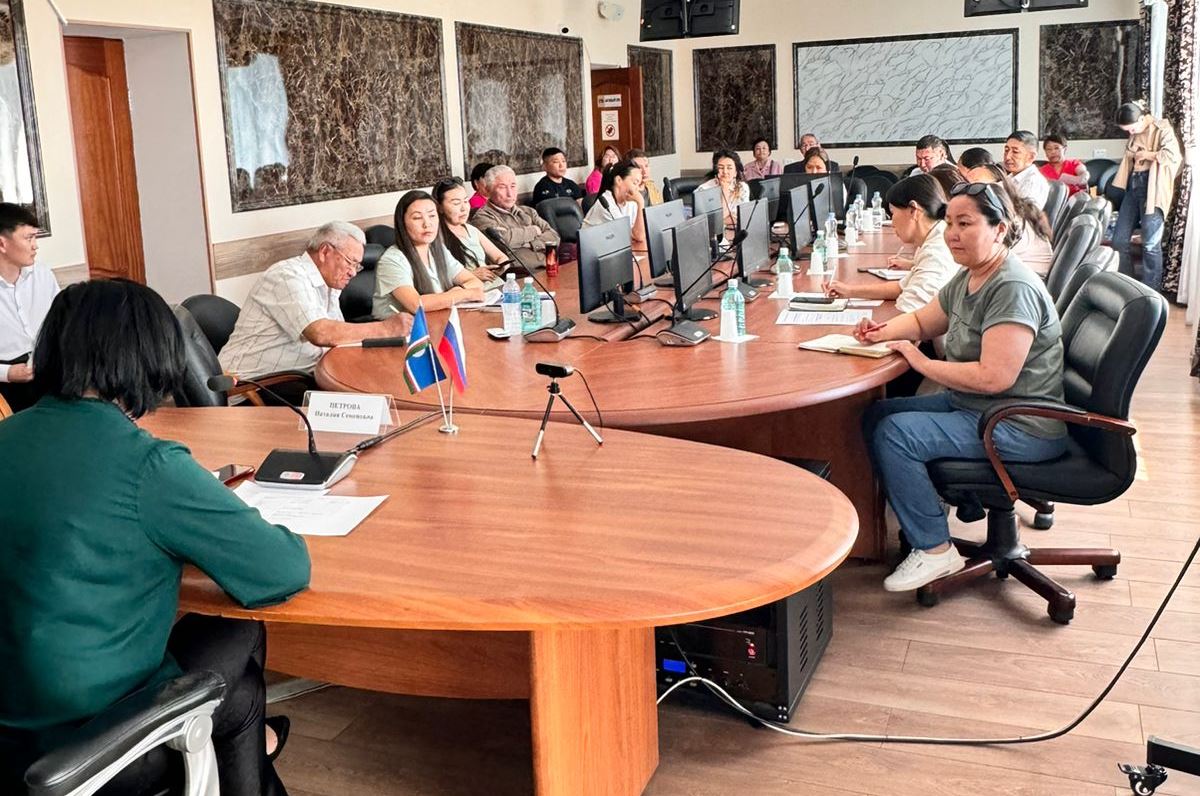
885, 174, 947, 220
392, 190, 454, 295
973, 164, 1052, 242
33, 279, 185, 419
598, 159, 640, 201
432, 177, 480, 268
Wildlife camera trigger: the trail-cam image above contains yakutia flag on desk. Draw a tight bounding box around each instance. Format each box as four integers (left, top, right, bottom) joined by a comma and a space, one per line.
403, 306, 446, 394
437, 306, 468, 394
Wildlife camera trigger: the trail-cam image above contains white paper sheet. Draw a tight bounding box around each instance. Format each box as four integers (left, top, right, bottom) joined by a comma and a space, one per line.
776, 309, 874, 326
234, 481, 386, 537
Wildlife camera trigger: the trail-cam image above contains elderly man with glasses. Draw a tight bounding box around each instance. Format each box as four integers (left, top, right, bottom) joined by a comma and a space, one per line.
220, 221, 411, 400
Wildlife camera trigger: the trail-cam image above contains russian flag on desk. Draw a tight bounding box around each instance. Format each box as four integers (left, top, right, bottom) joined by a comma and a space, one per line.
437, 306, 468, 394
403, 306, 446, 394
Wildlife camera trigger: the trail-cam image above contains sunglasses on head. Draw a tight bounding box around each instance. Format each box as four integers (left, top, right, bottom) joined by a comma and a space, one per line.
950, 181, 1007, 217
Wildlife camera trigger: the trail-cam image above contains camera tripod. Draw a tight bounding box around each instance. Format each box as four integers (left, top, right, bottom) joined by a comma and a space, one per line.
531, 376, 603, 459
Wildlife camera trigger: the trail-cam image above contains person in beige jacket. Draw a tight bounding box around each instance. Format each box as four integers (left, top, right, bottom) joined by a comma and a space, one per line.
1111, 102, 1182, 289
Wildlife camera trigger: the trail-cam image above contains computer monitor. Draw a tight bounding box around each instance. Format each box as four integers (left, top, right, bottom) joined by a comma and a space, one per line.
670, 214, 717, 322
643, 199, 687, 282
749, 177, 781, 225
828, 172, 846, 221
578, 219, 639, 324
787, 185, 814, 254
691, 186, 725, 254
736, 199, 772, 288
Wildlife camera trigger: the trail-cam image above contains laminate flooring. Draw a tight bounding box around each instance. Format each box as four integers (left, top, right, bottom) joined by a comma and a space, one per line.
273, 308, 1200, 795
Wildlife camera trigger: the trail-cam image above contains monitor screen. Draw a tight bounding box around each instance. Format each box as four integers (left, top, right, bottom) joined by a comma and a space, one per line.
737, 199, 770, 278
691, 186, 725, 242
578, 219, 634, 314
788, 186, 814, 253
671, 215, 713, 316
750, 177, 781, 224
643, 199, 687, 279
640, 0, 686, 41
785, 174, 834, 233
688, 0, 740, 37
828, 173, 846, 221
640, 0, 739, 41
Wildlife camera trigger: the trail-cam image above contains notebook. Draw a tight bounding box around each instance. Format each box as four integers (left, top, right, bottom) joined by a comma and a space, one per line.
797, 334, 894, 359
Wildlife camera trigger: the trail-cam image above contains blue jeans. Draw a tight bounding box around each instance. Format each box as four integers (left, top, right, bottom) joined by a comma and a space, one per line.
863, 393, 1068, 551
1112, 171, 1166, 289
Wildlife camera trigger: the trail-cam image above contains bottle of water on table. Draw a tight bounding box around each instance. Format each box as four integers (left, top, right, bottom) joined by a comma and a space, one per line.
501, 273, 521, 335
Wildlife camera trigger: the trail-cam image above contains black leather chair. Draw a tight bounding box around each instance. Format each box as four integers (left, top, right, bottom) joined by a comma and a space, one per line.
1053, 257, 1104, 318
1083, 196, 1112, 235
339, 242, 384, 323
921, 272, 1168, 623
1045, 215, 1102, 304
1043, 180, 1069, 235
1104, 179, 1125, 213
23, 672, 225, 796
180, 294, 239, 355
535, 197, 584, 245
845, 177, 869, 206
1052, 191, 1092, 242
1086, 158, 1119, 193
662, 175, 706, 211
862, 173, 896, 204
364, 224, 395, 248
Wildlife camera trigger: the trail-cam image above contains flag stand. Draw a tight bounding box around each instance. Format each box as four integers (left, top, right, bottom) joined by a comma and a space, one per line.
434, 370, 458, 434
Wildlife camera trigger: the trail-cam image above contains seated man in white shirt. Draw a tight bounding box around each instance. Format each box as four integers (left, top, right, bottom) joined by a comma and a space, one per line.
220, 221, 412, 399
1003, 130, 1051, 209
0, 204, 58, 413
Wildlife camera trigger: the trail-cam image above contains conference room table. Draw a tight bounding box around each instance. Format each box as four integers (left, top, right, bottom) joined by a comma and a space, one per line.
140, 407, 858, 796
318, 226, 910, 560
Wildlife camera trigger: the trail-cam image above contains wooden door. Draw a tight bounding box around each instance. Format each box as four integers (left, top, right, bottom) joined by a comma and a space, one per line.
590, 68, 645, 160
65, 36, 145, 283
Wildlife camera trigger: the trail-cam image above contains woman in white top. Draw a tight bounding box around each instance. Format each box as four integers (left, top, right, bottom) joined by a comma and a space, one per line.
373, 190, 484, 318
966, 164, 1054, 278
582, 159, 647, 251
433, 177, 505, 281
826, 175, 959, 312
698, 149, 750, 241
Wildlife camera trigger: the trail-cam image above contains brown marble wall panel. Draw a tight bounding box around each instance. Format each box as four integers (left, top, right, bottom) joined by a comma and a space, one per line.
455, 23, 586, 176
213, 0, 449, 212
693, 44, 775, 153
1039, 20, 1142, 140
628, 45, 674, 157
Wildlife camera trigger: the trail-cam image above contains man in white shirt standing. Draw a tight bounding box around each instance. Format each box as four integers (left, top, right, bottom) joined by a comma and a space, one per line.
0, 204, 58, 413
220, 221, 411, 400
1003, 130, 1051, 209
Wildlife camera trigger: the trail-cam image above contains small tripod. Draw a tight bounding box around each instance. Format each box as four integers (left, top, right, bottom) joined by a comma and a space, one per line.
531, 376, 603, 459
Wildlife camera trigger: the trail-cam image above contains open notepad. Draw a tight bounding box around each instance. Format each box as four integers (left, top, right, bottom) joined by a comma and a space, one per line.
797, 334, 895, 359
865, 268, 907, 281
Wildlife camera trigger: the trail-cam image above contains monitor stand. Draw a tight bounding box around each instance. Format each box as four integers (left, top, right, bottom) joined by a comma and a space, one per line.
587, 290, 642, 324
681, 306, 717, 321
743, 272, 773, 290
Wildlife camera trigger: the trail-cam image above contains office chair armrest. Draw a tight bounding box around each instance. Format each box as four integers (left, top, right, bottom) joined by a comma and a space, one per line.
25, 671, 226, 796
978, 399, 1136, 502
228, 370, 313, 407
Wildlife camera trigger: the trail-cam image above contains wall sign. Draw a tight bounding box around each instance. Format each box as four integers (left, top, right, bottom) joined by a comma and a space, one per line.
597, 94, 623, 108
601, 110, 620, 140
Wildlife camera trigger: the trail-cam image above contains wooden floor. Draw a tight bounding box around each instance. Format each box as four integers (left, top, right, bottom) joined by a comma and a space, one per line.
273, 309, 1200, 796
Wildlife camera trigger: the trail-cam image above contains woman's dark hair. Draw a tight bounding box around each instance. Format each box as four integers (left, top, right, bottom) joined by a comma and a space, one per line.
972, 165, 1052, 242
958, 147, 994, 169
752, 136, 770, 150
712, 148, 745, 184
1116, 102, 1145, 126
1043, 132, 1068, 147
432, 177, 479, 268
32, 279, 185, 419
393, 190, 454, 295
802, 148, 829, 170
598, 159, 640, 198
469, 162, 493, 187
927, 163, 965, 198
947, 183, 1023, 248
594, 145, 620, 170
885, 174, 947, 220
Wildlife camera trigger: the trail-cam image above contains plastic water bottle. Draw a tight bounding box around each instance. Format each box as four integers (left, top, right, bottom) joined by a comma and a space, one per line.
720, 279, 746, 339
844, 207, 860, 247
854, 196, 868, 233
519, 276, 541, 332
824, 212, 839, 260
811, 232, 827, 275
871, 192, 884, 229
774, 246, 794, 298
501, 273, 521, 335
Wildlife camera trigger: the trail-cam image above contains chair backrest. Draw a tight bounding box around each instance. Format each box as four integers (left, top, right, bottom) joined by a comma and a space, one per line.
535, 197, 584, 244
1084, 158, 1118, 190
662, 176, 706, 211
364, 224, 396, 248
172, 305, 228, 407
180, 294, 240, 355
1054, 258, 1103, 318
861, 173, 895, 202
339, 242, 383, 323
1083, 196, 1112, 234
845, 177, 869, 206
581, 192, 599, 216
1059, 271, 1167, 474
1043, 180, 1069, 234
1046, 215, 1102, 302
1052, 190, 1092, 242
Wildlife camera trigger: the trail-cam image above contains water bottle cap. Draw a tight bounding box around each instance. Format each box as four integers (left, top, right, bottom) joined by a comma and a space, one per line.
729, 278, 739, 288
873, 191, 881, 198
506, 273, 516, 281
779, 247, 789, 257
524, 277, 534, 284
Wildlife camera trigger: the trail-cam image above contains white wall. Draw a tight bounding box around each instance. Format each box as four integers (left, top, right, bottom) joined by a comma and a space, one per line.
669, 0, 1142, 171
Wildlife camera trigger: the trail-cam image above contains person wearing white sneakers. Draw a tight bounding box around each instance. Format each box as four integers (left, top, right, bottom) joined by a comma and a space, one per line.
855, 181, 1068, 592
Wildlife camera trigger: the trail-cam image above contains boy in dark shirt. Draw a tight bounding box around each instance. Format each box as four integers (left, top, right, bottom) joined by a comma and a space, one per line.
532, 147, 583, 204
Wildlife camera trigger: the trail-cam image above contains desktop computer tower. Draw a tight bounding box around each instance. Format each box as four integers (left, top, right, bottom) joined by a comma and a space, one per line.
655, 576, 833, 723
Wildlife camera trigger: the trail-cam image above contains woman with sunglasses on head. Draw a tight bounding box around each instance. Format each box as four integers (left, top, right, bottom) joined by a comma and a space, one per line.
373, 190, 484, 318
433, 177, 507, 285
966, 163, 1054, 277
857, 181, 1067, 593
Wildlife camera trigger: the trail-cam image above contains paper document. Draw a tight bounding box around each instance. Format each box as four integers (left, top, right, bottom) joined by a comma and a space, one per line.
458, 289, 502, 309
234, 481, 386, 537
848, 299, 884, 307
866, 268, 907, 281
776, 309, 874, 326
797, 333, 894, 359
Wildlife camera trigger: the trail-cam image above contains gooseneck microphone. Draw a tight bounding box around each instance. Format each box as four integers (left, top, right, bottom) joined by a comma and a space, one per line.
482, 227, 577, 342
207, 374, 357, 489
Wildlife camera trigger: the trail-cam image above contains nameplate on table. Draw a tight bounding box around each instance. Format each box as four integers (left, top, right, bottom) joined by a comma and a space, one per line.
305, 391, 391, 435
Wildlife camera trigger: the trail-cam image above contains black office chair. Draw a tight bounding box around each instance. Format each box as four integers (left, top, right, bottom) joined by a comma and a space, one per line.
1083, 196, 1113, 235
1043, 181, 1069, 236
22, 672, 225, 796
1104, 180, 1125, 213
180, 294, 240, 355
920, 272, 1168, 623
364, 224, 395, 248
663, 175, 706, 211
1052, 191, 1093, 242
1045, 215, 1102, 304
845, 177, 869, 206
861, 173, 895, 203
1053, 256, 1104, 318
535, 197, 584, 245
1086, 158, 1119, 193
339, 242, 384, 323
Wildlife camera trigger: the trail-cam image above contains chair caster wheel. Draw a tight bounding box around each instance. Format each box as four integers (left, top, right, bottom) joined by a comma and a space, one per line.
1049, 605, 1074, 625
995, 569, 1010, 580
916, 590, 938, 608
1093, 564, 1118, 580
1032, 511, 1054, 530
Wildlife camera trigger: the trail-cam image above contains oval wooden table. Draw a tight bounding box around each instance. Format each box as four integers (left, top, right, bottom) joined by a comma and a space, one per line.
140, 407, 858, 796
319, 229, 910, 559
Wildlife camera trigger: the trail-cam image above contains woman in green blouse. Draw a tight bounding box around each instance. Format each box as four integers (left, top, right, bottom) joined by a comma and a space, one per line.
0, 279, 311, 796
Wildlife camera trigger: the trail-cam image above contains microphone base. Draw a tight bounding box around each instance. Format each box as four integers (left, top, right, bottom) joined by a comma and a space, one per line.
624, 285, 658, 304
682, 306, 718, 321
657, 319, 710, 346
523, 318, 576, 342
736, 282, 761, 302
743, 275, 773, 289
254, 449, 357, 490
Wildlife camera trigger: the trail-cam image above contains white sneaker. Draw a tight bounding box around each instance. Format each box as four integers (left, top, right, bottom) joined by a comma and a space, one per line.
883, 547, 966, 592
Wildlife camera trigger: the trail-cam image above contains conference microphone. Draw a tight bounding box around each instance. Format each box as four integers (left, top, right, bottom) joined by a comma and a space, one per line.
482, 227, 576, 342
206, 374, 357, 489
